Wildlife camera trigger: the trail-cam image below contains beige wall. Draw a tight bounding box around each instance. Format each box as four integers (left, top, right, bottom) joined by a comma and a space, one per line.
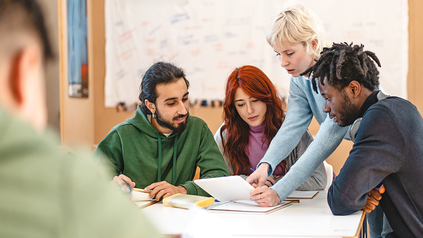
408, 0, 423, 113
59, 0, 423, 174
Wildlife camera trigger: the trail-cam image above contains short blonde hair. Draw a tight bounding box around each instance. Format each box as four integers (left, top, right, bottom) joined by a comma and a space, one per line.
266, 4, 325, 60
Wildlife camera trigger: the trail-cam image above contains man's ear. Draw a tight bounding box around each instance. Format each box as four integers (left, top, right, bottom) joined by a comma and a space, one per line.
9, 52, 25, 106
145, 99, 155, 114
9, 47, 40, 108
349, 80, 361, 98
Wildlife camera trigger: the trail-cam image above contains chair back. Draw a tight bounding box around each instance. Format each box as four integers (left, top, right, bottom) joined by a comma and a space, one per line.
323, 161, 334, 190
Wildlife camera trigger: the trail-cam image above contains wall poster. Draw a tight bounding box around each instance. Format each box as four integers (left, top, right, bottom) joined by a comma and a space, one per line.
67, 0, 88, 97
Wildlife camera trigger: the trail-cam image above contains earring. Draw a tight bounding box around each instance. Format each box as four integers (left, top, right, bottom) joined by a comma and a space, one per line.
152, 112, 155, 118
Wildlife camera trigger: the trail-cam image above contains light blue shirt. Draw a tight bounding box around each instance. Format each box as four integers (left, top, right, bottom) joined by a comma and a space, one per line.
259, 75, 349, 201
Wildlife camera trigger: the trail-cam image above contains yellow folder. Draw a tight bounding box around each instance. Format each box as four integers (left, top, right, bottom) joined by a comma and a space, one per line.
163, 193, 215, 209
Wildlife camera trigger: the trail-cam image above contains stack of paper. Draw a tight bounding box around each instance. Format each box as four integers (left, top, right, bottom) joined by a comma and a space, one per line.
286, 190, 319, 200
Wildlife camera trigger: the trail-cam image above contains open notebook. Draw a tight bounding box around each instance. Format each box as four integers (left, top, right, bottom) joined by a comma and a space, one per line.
207, 199, 292, 214
194, 176, 294, 214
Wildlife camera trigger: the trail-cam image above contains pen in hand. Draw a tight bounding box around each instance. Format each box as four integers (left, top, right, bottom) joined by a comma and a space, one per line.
133, 188, 151, 193
118, 180, 132, 195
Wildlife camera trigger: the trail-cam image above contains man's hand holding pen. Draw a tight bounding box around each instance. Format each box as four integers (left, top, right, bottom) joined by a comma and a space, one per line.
112, 174, 135, 194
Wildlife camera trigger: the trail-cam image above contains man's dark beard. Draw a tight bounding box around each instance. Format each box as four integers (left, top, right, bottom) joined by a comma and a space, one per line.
155, 108, 188, 134
338, 90, 358, 127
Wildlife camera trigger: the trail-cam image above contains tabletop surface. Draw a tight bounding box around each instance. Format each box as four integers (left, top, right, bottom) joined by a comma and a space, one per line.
141, 190, 364, 238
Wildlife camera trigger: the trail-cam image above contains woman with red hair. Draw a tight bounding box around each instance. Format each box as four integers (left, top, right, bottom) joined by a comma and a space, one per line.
214, 65, 326, 189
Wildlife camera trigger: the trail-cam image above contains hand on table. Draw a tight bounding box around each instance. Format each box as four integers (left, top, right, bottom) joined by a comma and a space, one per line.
363, 185, 385, 213
246, 163, 270, 187
250, 183, 281, 207
145, 181, 187, 201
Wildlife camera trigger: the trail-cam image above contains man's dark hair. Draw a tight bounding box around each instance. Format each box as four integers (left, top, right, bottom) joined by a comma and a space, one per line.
0, 0, 53, 61
303, 42, 381, 93
139, 62, 189, 114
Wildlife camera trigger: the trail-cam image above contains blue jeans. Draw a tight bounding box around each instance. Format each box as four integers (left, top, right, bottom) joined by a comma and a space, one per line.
368, 205, 393, 238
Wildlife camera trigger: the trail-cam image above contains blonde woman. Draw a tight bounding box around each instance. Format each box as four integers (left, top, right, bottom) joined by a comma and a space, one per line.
247, 5, 347, 205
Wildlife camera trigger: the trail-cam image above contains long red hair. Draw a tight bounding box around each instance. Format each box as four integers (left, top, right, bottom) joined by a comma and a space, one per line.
220, 65, 286, 175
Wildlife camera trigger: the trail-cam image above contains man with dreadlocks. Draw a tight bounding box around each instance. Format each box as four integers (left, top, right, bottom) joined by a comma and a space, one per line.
306, 42, 423, 238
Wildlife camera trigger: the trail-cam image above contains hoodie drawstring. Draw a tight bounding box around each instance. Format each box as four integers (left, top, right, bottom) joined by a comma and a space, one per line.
156, 133, 179, 185
172, 135, 178, 184
157, 133, 162, 182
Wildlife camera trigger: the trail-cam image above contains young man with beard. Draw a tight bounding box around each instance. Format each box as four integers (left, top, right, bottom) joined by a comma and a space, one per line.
305, 42, 423, 238
94, 62, 229, 201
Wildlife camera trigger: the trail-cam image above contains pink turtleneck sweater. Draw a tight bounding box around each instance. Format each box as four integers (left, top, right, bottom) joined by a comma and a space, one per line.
246, 123, 283, 175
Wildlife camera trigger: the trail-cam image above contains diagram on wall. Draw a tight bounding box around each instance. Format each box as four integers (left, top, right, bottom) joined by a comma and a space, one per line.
104, 0, 408, 107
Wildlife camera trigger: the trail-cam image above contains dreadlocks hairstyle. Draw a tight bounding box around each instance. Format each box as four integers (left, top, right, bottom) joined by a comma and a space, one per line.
303, 42, 381, 93
220, 65, 286, 176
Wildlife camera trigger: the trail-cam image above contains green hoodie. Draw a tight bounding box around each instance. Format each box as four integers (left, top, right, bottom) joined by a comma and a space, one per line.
94, 106, 229, 196
0, 107, 165, 238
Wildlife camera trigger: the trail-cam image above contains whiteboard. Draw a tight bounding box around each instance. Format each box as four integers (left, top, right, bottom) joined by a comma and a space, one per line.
104, 0, 408, 107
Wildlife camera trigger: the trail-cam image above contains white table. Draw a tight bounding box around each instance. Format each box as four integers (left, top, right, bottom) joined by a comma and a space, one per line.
141, 191, 364, 238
